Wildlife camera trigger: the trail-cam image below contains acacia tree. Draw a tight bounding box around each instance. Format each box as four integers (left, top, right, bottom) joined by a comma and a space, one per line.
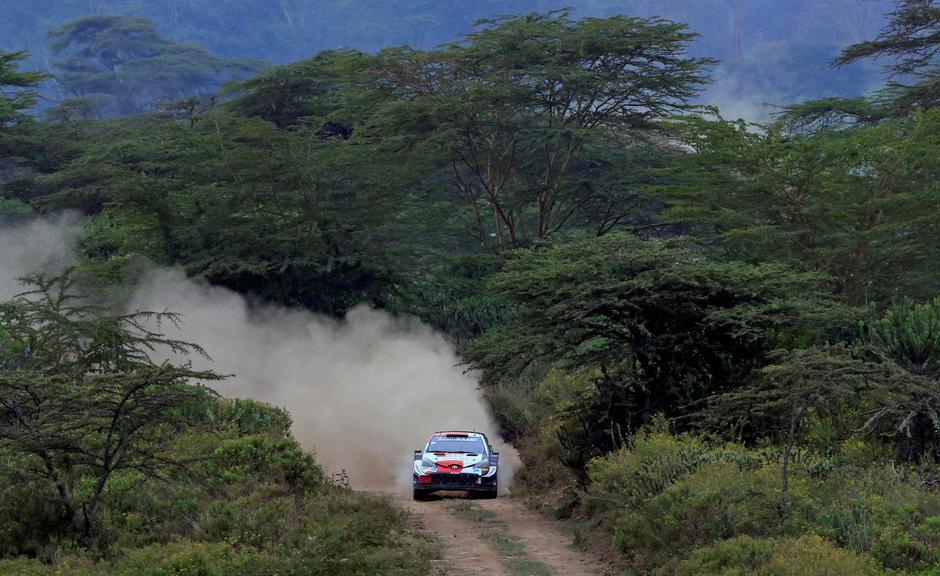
703, 297, 940, 508
467, 233, 833, 466
662, 108, 940, 306
782, 0, 938, 127
377, 11, 713, 252
0, 272, 221, 547
702, 344, 933, 510
0, 51, 44, 128
835, 0, 938, 77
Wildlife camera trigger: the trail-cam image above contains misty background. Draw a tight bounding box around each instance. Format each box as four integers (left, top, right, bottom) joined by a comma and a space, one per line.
4, 0, 893, 120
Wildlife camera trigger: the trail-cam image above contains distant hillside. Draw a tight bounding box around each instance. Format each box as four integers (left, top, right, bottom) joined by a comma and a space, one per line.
4, 0, 891, 118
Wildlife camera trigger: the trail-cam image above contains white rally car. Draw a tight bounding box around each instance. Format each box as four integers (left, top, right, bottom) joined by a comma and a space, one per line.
412, 431, 499, 500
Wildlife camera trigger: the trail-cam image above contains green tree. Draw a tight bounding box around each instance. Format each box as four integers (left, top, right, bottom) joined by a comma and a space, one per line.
706, 298, 940, 506
0, 272, 221, 547
862, 297, 940, 458
224, 49, 377, 129
468, 233, 834, 465
835, 0, 938, 75
48, 16, 263, 116
0, 51, 43, 128
377, 11, 713, 252
662, 109, 940, 306
784, 0, 939, 126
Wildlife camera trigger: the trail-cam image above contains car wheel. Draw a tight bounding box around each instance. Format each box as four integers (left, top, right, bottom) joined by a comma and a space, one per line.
413, 489, 429, 501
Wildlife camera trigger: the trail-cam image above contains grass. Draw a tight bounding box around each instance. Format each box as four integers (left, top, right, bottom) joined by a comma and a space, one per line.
505, 558, 553, 576
481, 530, 526, 556
447, 499, 501, 523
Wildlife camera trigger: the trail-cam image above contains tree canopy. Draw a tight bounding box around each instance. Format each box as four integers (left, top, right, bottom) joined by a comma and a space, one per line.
0, 51, 44, 127
0, 272, 221, 546
376, 11, 713, 251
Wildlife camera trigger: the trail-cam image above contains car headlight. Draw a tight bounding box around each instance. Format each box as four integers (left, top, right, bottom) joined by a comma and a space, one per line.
420, 457, 437, 474
472, 461, 490, 474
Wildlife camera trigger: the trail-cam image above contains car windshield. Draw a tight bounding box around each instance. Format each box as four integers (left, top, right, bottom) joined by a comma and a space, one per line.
427, 436, 486, 454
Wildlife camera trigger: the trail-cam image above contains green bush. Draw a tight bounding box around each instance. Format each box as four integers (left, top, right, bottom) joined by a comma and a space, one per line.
675, 535, 775, 576
676, 536, 880, 576
811, 464, 940, 570
613, 462, 811, 572
578, 429, 940, 574
211, 399, 293, 437
210, 434, 324, 490
0, 480, 70, 559
0, 491, 435, 575
584, 429, 712, 511
763, 537, 881, 576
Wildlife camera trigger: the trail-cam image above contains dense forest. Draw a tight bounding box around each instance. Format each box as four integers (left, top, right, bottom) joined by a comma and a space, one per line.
1, 1, 940, 575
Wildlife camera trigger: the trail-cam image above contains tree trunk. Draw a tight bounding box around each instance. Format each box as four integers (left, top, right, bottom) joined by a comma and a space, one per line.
779, 404, 807, 514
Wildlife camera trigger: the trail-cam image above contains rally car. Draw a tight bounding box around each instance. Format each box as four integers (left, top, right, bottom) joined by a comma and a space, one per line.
412, 431, 499, 500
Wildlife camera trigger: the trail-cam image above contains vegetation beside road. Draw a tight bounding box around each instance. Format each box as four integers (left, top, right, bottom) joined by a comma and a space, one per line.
1, 2, 939, 574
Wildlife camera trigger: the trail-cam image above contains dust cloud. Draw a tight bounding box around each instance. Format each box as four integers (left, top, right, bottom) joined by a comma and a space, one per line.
0, 214, 78, 300
129, 269, 520, 492
0, 217, 520, 492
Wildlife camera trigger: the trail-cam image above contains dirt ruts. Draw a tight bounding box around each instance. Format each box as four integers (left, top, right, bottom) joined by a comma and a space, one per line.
400, 493, 605, 576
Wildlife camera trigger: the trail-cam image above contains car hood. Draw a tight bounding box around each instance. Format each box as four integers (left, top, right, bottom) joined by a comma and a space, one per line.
424, 452, 489, 467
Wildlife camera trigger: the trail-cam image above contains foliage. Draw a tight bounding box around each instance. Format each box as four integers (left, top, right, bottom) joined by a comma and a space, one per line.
3, 105, 436, 314
469, 233, 834, 467
781, 0, 938, 126
0, 4, 939, 575
863, 297, 940, 377
861, 297, 940, 459
580, 428, 940, 575
677, 536, 880, 576
0, 271, 223, 547
834, 0, 938, 76
223, 49, 376, 129
0, 224, 434, 570
662, 109, 940, 305
376, 10, 713, 251
0, 51, 44, 128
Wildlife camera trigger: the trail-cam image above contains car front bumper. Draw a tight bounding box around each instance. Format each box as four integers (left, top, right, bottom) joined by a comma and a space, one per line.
413, 472, 497, 491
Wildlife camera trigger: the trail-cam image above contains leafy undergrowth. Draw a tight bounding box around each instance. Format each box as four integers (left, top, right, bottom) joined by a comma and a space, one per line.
0, 398, 437, 576
539, 429, 940, 576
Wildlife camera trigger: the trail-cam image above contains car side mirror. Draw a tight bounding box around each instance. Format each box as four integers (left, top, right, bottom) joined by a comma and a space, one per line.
414, 449, 422, 461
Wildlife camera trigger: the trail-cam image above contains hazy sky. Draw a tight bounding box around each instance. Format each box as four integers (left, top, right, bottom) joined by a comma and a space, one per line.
4, 0, 894, 120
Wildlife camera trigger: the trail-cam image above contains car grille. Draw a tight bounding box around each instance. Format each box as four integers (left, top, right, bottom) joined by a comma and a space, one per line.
429, 473, 478, 485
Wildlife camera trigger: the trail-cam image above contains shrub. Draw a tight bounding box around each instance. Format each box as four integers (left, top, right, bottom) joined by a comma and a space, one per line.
0, 480, 70, 558
584, 429, 711, 511
676, 536, 880, 576
811, 464, 940, 569
212, 399, 293, 437
675, 535, 775, 576
0, 491, 435, 575
613, 462, 811, 572
762, 537, 880, 576
210, 434, 324, 490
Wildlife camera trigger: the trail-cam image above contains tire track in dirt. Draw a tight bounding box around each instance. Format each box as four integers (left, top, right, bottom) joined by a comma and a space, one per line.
400, 493, 604, 576
400, 495, 511, 576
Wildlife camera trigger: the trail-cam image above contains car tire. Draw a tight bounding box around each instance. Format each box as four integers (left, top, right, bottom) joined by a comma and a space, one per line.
413, 489, 429, 501
476, 483, 497, 499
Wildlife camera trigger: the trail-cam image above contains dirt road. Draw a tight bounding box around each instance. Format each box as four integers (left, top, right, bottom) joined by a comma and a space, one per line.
400, 493, 605, 576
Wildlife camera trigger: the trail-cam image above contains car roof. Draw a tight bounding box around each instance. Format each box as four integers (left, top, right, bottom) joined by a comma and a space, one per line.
429, 431, 488, 440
